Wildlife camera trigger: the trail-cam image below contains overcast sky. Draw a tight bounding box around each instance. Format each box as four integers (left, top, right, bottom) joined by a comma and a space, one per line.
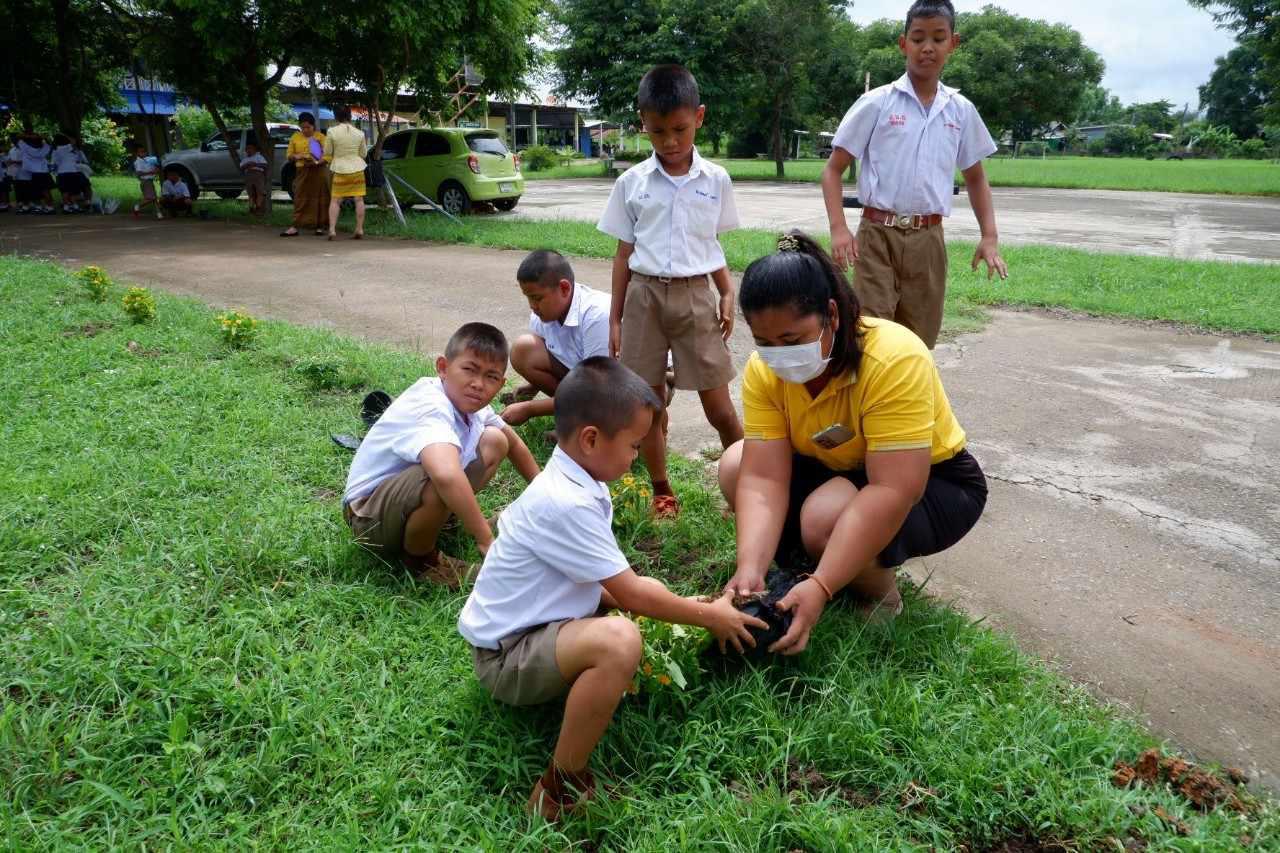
847, 0, 1239, 110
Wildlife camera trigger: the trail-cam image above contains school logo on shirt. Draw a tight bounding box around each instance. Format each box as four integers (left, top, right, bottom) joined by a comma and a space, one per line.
944, 121, 961, 132
693, 189, 718, 201
888, 114, 907, 127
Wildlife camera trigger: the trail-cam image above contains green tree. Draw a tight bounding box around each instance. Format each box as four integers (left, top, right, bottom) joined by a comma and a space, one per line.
1189, 0, 1280, 124
1076, 84, 1127, 125
1199, 40, 1268, 138
1126, 100, 1176, 132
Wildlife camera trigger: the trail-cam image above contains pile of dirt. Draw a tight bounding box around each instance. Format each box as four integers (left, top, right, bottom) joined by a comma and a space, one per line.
1113, 748, 1250, 813
781, 759, 876, 808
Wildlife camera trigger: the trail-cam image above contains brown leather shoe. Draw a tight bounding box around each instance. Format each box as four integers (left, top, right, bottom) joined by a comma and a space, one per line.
527, 763, 596, 821
402, 551, 473, 589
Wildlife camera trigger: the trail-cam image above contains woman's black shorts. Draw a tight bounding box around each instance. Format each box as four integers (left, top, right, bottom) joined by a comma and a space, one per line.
776, 448, 988, 570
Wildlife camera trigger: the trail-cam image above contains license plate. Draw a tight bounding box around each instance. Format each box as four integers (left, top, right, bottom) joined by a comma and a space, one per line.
499, 182, 514, 193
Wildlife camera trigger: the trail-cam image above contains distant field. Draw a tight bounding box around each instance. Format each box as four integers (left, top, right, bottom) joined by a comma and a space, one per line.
524, 155, 1280, 196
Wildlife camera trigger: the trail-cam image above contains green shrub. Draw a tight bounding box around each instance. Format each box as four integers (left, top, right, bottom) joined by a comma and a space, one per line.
294, 357, 364, 392
1086, 138, 1107, 157
121, 287, 157, 324
76, 265, 113, 302
216, 309, 259, 348
1239, 138, 1267, 160
520, 145, 558, 172
174, 105, 217, 149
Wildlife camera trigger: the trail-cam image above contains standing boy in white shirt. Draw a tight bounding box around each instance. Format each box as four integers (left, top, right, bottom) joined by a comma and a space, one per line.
16, 131, 54, 214
52, 134, 90, 213
598, 64, 743, 519
500, 249, 612, 431
239, 140, 268, 216
132, 144, 162, 220
459, 356, 766, 821
344, 322, 540, 587
822, 0, 1007, 350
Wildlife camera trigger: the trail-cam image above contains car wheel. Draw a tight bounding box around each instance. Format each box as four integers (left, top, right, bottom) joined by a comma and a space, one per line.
438, 181, 471, 216
493, 197, 519, 212
215, 189, 241, 200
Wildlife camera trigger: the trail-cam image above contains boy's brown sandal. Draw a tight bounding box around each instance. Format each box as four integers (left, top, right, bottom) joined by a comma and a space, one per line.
527, 763, 596, 822
402, 551, 473, 589
499, 385, 538, 406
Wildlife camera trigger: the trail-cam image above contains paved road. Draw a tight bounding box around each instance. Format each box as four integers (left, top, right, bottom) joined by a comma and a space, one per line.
6, 214, 1279, 790
517, 179, 1280, 264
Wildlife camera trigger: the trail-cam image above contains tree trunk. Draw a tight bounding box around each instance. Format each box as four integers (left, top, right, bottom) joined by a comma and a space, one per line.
49, 0, 83, 136
248, 87, 273, 213
772, 94, 785, 179
205, 103, 243, 173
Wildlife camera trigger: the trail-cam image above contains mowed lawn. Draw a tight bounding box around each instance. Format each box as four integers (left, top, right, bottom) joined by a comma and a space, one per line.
523, 155, 1280, 196
2, 257, 1277, 848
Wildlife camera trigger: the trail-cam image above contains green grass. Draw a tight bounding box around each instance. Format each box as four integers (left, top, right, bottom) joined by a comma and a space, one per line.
2, 257, 1277, 848
522, 154, 1280, 196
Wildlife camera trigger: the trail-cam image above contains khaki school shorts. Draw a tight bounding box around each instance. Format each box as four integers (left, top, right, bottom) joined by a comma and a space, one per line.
472, 619, 572, 706
621, 273, 735, 391
344, 457, 486, 556
853, 219, 948, 349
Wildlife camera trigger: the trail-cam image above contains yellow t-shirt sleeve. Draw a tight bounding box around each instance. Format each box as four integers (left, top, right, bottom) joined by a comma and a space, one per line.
861, 351, 935, 452
741, 355, 789, 441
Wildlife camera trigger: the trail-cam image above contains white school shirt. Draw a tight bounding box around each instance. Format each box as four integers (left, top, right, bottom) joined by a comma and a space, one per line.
343, 376, 505, 505
458, 446, 629, 649
161, 179, 190, 198
17, 140, 50, 174
134, 157, 158, 180
528, 283, 611, 370
831, 74, 996, 217
240, 152, 267, 172
5, 146, 21, 179
51, 144, 85, 175
597, 149, 740, 278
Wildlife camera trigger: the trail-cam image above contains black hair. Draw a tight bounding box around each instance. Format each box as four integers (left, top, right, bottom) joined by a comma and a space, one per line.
905, 0, 956, 33
554, 356, 662, 442
516, 249, 575, 288
53, 133, 70, 146
739, 231, 863, 379
637, 64, 700, 115
244, 139, 258, 149
164, 166, 180, 175
333, 104, 352, 123
298, 111, 316, 127
444, 321, 509, 363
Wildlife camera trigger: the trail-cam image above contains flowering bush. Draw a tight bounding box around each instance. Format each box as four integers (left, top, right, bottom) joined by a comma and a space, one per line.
121, 287, 156, 323
76, 266, 112, 302
216, 309, 259, 348
620, 613, 711, 697
610, 472, 652, 532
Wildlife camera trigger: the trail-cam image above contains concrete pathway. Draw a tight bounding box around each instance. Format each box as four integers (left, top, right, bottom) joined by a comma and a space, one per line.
519, 179, 1280, 264
5, 214, 1278, 789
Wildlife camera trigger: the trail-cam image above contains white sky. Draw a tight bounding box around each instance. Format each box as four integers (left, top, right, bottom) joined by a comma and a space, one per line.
847, 0, 1239, 110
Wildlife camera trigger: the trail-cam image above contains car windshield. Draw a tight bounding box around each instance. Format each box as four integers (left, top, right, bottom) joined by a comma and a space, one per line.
466, 133, 508, 156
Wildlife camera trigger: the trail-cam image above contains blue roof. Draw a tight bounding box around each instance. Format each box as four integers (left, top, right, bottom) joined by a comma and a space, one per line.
117, 89, 183, 116
291, 104, 335, 121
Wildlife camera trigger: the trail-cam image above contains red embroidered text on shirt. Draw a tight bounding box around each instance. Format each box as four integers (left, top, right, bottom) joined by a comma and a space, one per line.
888, 114, 907, 127
944, 121, 961, 131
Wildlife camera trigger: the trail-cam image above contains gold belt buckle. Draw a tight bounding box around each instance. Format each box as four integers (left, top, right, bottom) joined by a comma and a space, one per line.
896, 214, 918, 230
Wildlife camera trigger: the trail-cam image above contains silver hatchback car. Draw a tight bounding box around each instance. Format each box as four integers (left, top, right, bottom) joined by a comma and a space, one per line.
162, 124, 298, 199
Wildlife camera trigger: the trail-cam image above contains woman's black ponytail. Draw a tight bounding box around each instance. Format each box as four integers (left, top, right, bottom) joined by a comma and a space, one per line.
740, 230, 863, 378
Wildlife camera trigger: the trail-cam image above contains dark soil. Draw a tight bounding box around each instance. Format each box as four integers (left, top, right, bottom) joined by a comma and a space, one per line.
61, 321, 112, 337
1113, 748, 1250, 814
782, 758, 877, 808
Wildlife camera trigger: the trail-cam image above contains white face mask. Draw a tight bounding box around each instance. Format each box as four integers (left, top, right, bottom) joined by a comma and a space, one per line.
758, 326, 830, 384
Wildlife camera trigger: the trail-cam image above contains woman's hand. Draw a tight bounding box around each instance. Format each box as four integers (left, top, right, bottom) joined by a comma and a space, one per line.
723, 566, 766, 598
768, 578, 829, 655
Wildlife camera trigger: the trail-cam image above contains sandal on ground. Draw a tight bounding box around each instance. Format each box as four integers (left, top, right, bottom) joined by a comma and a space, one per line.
327, 233, 335, 241
314, 229, 325, 236
542, 429, 558, 446
353, 232, 363, 240
651, 493, 681, 520
402, 551, 472, 589
498, 385, 538, 406
280, 228, 299, 237
527, 763, 596, 822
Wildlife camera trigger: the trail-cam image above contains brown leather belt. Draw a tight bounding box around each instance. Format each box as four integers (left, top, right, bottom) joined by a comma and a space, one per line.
862, 207, 943, 230
633, 272, 710, 286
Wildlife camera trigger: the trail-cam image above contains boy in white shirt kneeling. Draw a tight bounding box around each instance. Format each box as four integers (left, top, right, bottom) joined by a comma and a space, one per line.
458, 356, 766, 821
500, 249, 611, 433
344, 322, 540, 587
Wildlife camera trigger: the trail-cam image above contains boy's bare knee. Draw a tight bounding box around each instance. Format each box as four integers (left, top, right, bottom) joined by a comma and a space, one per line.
480, 425, 509, 456
510, 334, 542, 373
598, 616, 643, 669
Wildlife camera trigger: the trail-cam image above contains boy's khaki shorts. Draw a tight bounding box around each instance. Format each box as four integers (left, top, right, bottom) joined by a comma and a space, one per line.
244, 172, 267, 197
621, 273, 735, 391
472, 619, 572, 706
853, 219, 948, 349
343, 457, 486, 556
138, 179, 156, 200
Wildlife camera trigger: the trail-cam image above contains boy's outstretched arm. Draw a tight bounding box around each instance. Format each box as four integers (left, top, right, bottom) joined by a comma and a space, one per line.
499, 424, 540, 482
608, 240, 635, 358
822, 147, 859, 271
710, 267, 735, 341
603, 568, 767, 654
420, 443, 493, 553
961, 162, 1008, 280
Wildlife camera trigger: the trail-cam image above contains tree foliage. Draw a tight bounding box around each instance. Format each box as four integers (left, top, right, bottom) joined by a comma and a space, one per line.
1199, 39, 1269, 138
1189, 0, 1280, 125
1075, 84, 1127, 126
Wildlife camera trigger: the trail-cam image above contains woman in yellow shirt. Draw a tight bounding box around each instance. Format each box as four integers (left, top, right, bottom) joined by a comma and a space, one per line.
280, 112, 329, 237
323, 104, 369, 240
718, 231, 987, 654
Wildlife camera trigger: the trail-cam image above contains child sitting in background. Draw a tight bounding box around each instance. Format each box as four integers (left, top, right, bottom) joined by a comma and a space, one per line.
159, 167, 193, 217
343, 322, 540, 587
239, 141, 268, 215
500, 249, 612, 436
132, 144, 161, 220
459, 356, 766, 821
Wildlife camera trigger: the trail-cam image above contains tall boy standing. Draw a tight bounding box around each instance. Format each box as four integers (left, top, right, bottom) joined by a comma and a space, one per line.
598, 64, 743, 519
500, 249, 611, 429
821, 0, 1008, 350
459, 357, 766, 820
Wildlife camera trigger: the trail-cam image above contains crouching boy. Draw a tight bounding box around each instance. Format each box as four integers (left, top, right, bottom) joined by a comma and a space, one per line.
500, 249, 611, 429
343, 322, 540, 587
458, 356, 767, 820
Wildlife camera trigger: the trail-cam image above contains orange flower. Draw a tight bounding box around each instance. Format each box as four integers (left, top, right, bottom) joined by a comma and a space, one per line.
657, 674, 671, 686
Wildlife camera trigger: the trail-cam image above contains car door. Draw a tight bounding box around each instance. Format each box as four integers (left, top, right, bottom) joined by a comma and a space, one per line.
193, 130, 243, 187
412, 130, 455, 200
376, 130, 415, 192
